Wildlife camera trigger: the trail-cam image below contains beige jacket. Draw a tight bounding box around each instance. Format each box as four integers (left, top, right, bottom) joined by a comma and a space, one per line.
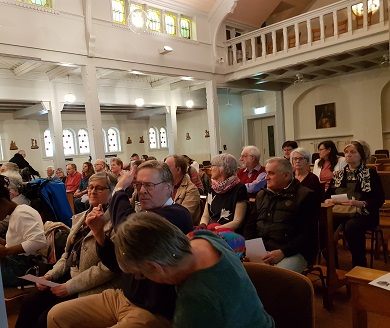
173, 174, 201, 225
46, 209, 120, 297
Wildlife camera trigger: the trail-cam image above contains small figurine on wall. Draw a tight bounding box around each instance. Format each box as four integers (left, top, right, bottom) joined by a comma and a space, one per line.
31, 139, 39, 149
139, 136, 145, 143
186, 132, 191, 140
127, 137, 132, 144
205, 130, 210, 138
10, 141, 18, 150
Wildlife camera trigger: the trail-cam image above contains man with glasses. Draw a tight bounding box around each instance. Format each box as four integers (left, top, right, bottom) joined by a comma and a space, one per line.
47, 160, 193, 328
93, 159, 106, 173
238, 145, 266, 198
244, 157, 320, 273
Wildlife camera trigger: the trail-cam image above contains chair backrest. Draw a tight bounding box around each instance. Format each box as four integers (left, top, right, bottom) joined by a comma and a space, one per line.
375, 149, 389, 158
378, 171, 390, 200
311, 152, 320, 164
376, 158, 390, 164
373, 153, 387, 160
243, 262, 315, 328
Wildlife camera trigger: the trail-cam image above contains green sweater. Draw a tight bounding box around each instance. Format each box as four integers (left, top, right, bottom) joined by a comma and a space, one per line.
174, 231, 274, 328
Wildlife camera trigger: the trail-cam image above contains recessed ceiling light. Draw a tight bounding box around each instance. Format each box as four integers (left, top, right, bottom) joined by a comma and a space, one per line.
181, 76, 193, 81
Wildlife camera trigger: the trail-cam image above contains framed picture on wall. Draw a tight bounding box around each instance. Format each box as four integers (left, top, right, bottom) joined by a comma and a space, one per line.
315, 102, 336, 129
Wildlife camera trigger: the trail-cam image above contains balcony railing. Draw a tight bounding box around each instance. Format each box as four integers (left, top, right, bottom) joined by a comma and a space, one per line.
224, 0, 389, 67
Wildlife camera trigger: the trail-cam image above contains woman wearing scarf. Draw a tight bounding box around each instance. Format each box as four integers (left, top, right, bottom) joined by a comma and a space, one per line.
325, 141, 385, 267
198, 153, 248, 232
16, 172, 120, 328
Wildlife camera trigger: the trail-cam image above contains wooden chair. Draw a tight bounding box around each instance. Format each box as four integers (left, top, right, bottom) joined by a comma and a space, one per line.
244, 262, 315, 328
366, 225, 388, 268
375, 149, 389, 158
311, 27, 326, 41
372, 153, 387, 160
333, 19, 348, 35
288, 32, 301, 48
356, 12, 372, 29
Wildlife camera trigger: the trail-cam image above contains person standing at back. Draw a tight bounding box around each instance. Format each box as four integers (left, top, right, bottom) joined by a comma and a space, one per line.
9, 150, 40, 177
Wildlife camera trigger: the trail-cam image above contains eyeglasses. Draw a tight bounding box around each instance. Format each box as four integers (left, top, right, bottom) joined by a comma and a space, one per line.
133, 181, 165, 191
292, 157, 306, 162
87, 185, 110, 192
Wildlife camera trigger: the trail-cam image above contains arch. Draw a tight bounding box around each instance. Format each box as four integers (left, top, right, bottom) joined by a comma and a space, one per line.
159, 126, 168, 148
107, 127, 121, 153
149, 127, 158, 149
44, 129, 54, 157
63, 128, 76, 156
77, 128, 91, 155
102, 129, 108, 153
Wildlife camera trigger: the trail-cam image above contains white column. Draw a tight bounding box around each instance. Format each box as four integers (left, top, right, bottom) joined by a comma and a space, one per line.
205, 80, 220, 157
47, 83, 65, 168
167, 89, 180, 153
275, 90, 285, 157
81, 64, 104, 161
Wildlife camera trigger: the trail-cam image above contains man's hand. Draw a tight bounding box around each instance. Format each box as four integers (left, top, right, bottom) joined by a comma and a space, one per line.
50, 284, 69, 298
0, 244, 8, 259
115, 165, 137, 191
262, 249, 285, 265
85, 204, 106, 246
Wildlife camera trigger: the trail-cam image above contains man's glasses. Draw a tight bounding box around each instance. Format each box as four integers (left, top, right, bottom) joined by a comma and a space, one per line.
87, 185, 110, 193
133, 181, 165, 191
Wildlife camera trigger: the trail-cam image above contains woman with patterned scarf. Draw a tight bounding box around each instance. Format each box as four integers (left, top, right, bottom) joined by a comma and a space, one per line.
198, 153, 248, 232
325, 140, 385, 267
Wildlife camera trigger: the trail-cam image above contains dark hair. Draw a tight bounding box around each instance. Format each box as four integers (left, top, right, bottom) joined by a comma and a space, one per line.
282, 141, 298, 149
83, 162, 95, 179
165, 155, 188, 176
317, 140, 339, 171
345, 140, 369, 164
110, 158, 123, 169
0, 175, 11, 200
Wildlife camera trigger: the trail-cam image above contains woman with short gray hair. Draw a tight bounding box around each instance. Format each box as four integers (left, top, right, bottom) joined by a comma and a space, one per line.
198, 153, 248, 232
290, 147, 322, 199
2, 170, 30, 205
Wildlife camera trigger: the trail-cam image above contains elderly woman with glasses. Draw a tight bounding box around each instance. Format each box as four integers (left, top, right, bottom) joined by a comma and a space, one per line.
16, 172, 120, 328
290, 148, 322, 199
198, 153, 248, 232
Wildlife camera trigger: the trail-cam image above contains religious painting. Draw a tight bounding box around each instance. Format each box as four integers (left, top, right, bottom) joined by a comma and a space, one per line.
315, 103, 336, 129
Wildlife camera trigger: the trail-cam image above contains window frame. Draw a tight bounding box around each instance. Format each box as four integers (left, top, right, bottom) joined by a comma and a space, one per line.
62, 128, 77, 157
112, 0, 126, 25
107, 127, 122, 153
77, 128, 91, 155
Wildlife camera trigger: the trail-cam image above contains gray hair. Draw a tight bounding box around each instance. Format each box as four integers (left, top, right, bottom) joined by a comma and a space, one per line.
2, 170, 24, 193
266, 157, 293, 176
47, 166, 55, 171
1, 162, 19, 172
242, 145, 261, 162
89, 172, 117, 191
115, 212, 192, 273
138, 160, 174, 186
211, 153, 238, 178
290, 147, 311, 163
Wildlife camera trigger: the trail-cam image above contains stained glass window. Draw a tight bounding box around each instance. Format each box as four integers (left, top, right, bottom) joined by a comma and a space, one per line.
112, 0, 126, 24
180, 17, 191, 39
63, 128, 76, 156
160, 127, 168, 148
108, 127, 121, 153
28, 0, 51, 7
149, 127, 158, 149
44, 129, 53, 157
165, 14, 176, 36
77, 129, 90, 154
148, 9, 161, 32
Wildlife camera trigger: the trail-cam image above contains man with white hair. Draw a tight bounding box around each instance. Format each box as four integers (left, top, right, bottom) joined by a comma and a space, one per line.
46, 166, 58, 180
0, 162, 19, 174
238, 145, 266, 197
9, 150, 40, 176
93, 159, 106, 173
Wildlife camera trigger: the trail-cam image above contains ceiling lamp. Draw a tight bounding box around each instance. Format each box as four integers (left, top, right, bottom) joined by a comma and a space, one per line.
159, 46, 173, 55
352, 0, 380, 16
186, 99, 194, 108
294, 73, 305, 84
64, 75, 76, 103
128, 8, 148, 33
135, 97, 145, 107
380, 54, 390, 67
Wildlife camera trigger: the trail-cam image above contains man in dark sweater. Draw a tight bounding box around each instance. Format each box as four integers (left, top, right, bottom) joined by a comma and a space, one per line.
47, 161, 193, 328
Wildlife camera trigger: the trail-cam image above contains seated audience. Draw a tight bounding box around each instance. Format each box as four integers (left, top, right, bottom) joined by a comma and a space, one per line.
290, 148, 322, 199
65, 164, 81, 193
165, 155, 201, 224
74, 162, 95, 214
0, 174, 46, 287
198, 153, 248, 232
282, 140, 298, 160
55, 168, 66, 183
313, 140, 347, 191
9, 150, 40, 177
92, 159, 106, 173
244, 157, 320, 273
47, 161, 193, 328
325, 140, 384, 267
112, 213, 274, 328
15, 172, 119, 328
46, 166, 58, 180
0, 161, 19, 174
238, 145, 266, 198
110, 157, 125, 179
184, 155, 204, 194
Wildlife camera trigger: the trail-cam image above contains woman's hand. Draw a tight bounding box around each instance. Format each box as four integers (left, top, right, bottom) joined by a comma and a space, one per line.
85, 204, 106, 245
36, 274, 52, 291
73, 190, 82, 198
262, 249, 285, 265
341, 199, 365, 208
50, 283, 69, 298
324, 199, 335, 205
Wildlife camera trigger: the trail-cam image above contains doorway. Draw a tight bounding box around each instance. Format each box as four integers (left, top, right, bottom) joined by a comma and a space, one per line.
248, 116, 276, 165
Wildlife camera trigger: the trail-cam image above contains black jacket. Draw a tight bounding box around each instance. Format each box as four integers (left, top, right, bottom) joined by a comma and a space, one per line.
244, 179, 320, 264
9, 153, 39, 176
